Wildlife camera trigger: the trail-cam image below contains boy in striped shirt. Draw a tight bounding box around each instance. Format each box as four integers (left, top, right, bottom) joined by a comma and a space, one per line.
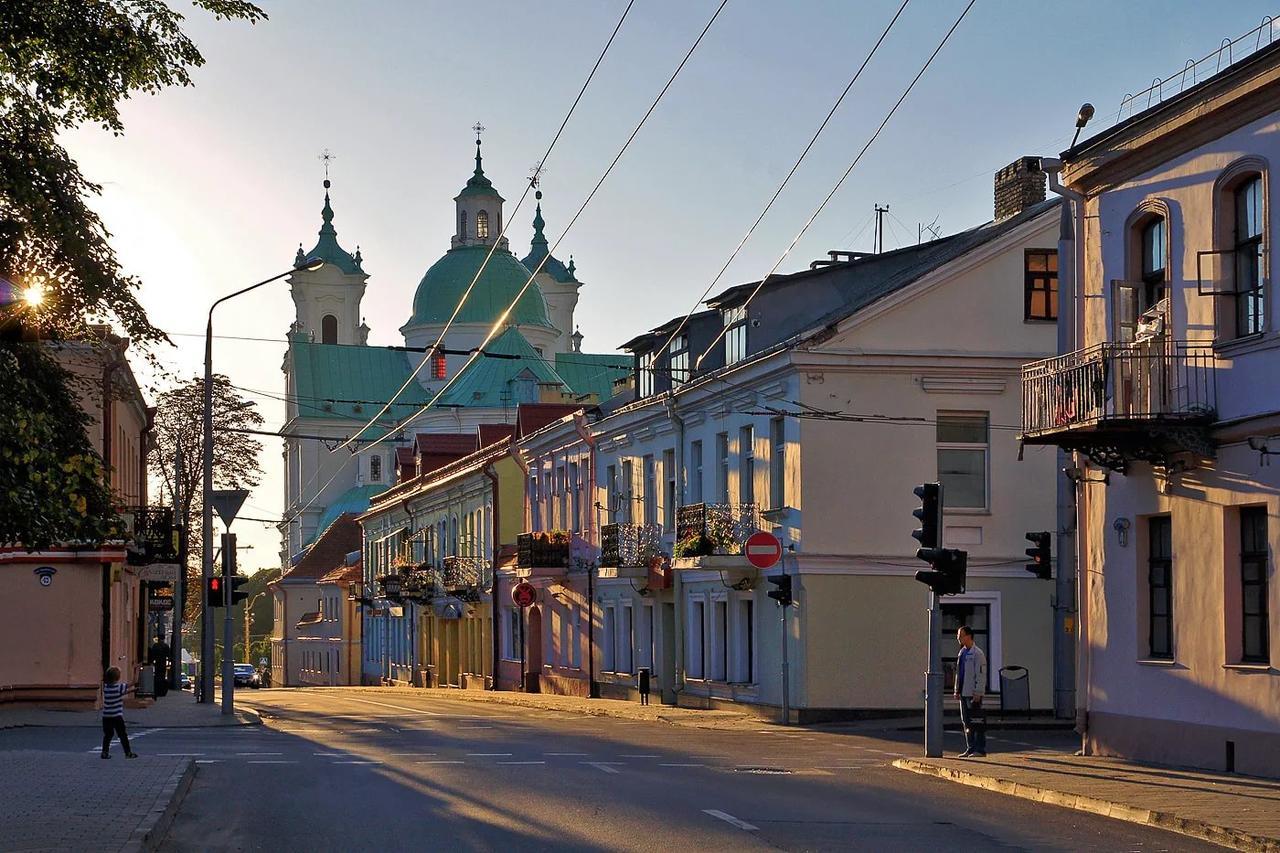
101, 667, 137, 759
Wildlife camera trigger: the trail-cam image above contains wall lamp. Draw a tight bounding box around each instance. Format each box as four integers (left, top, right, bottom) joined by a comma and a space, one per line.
1247, 436, 1276, 466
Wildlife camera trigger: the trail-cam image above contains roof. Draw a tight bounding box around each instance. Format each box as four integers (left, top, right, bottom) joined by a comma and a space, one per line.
436, 326, 568, 408
479, 423, 516, 446
288, 338, 428, 423
297, 182, 362, 276
288, 513, 363, 580
296, 611, 322, 627
313, 486, 387, 543
520, 201, 576, 284
407, 244, 552, 330
455, 142, 505, 201
319, 561, 361, 586
415, 433, 478, 455
365, 436, 514, 513
621, 310, 716, 352
554, 352, 630, 403
517, 402, 584, 438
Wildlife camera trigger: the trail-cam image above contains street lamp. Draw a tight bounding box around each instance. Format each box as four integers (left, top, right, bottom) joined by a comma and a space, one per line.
201, 258, 324, 709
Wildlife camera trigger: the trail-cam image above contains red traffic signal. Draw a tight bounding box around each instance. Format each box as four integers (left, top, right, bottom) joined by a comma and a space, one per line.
207, 576, 224, 608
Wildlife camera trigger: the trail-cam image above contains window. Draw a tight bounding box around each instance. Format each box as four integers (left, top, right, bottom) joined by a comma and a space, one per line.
643, 454, 656, 526
723, 306, 747, 365
570, 604, 582, 668
555, 606, 567, 668
1241, 507, 1270, 663
643, 602, 656, 673
711, 599, 728, 681
669, 334, 689, 386
663, 449, 676, 530
716, 432, 729, 503
321, 314, 338, 345
939, 604, 991, 692
1024, 249, 1059, 321
557, 465, 568, 530
639, 351, 655, 397
569, 461, 581, 533
476, 210, 489, 240
1140, 216, 1167, 307
369, 454, 382, 483
603, 605, 616, 672
504, 607, 521, 660
459, 210, 468, 240
687, 600, 705, 679
1148, 516, 1173, 659
606, 464, 619, 523
734, 597, 754, 683
738, 425, 754, 506
937, 413, 988, 509
618, 604, 634, 674
431, 349, 447, 380
690, 440, 704, 504
621, 460, 634, 524
769, 417, 786, 510
1234, 177, 1265, 337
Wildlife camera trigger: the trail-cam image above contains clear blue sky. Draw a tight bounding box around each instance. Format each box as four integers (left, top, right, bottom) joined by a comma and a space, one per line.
62, 0, 1280, 568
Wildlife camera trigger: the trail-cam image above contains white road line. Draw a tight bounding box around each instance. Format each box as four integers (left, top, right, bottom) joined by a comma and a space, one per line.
415, 760, 464, 764
618, 754, 660, 758
331, 696, 442, 716
585, 762, 622, 774
467, 752, 513, 757
236, 752, 283, 756
313, 753, 347, 757
248, 760, 297, 764
333, 760, 380, 765
659, 763, 705, 767
86, 727, 160, 752
458, 725, 494, 729
703, 810, 758, 831
389, 752, 437, 756
545, 752, 588, 756
157, 753, 204, 757
497, 761, 545, 765
195, 759, 221, 764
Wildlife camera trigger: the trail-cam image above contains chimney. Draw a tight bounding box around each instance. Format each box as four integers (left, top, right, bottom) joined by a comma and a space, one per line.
994, 157, 1046, 221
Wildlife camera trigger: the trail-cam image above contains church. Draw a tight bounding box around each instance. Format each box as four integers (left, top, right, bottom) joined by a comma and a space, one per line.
279, 137, 629, 564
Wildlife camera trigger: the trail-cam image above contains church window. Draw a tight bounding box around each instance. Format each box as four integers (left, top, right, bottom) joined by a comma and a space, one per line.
477, 210, 490, 240
321, 314, 338, 345
459, 210, 468, 240
431, 349, 447, 380
370, 454, 382, 483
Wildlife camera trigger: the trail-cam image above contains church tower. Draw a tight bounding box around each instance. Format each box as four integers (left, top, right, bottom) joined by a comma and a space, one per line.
451, 132, 508, 252
288, 178, 369, 346
521, 190, 582, 354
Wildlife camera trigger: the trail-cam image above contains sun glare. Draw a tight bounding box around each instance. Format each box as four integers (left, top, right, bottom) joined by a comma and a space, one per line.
21, 283, 44, 308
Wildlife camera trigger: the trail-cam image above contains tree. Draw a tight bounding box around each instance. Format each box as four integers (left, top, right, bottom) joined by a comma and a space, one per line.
150, 373, 264, 622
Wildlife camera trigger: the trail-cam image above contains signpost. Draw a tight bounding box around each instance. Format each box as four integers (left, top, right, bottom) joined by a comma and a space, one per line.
511, 582, 536, 692
745, 531, 782, 570
210, 488, 248, 716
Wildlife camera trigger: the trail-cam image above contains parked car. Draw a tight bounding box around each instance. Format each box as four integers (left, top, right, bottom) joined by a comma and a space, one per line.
180, 673, 194, 691
232, 663, 261, 688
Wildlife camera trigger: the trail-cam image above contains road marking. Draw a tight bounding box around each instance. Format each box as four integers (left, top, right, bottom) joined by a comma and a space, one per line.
313, 753, 348, 757
332, 696, 442, 716
619, 754, 660, 758
415, 760, 464, 764
703, 810, 758, 831
248, 760, 297, 764
195, 759, 221, 764
86, 728, 159, 752
497, 760, 545, 765
390, 752, 437, 756
157, 753, 204, 757
659, 763, 705, 767
237, 752, 283, 756
467, 752, 513, 757
333, 760, 380, 765
545, 752, 588, 756
458, 725, 494, 729
585, 762, 622, 774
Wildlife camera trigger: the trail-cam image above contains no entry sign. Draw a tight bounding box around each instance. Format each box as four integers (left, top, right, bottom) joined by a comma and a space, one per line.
745, 531, 782, 570
511, 581, 537, 608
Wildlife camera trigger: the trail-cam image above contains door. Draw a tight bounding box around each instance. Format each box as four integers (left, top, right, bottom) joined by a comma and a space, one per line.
940, 603, 992, 694
525, 605, 543, 692
661, 602, 677, 704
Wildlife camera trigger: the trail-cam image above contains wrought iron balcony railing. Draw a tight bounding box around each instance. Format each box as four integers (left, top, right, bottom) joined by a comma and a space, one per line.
442, 555, 489, 590
516, 532, 570, 569
674, 502, 759, 558
119, 505, 178, 565
600, 522, 663, 568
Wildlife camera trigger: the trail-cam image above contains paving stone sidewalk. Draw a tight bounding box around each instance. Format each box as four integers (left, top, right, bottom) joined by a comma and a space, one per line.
0, 691, 259, 730
0, 750, 193, 852
895, 750, 1280, 852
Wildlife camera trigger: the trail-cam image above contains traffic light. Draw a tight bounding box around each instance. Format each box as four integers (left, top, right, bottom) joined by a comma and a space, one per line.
1025, 531, 1052, 579
207, 575, 224, 608
766, 573, 793, 606
230, 574, 250, 606
912, 483, 941, 550
914, 547, 967, 596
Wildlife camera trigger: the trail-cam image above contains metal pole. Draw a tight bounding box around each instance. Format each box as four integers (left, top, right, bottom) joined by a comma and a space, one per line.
172, 444, 185, 691
779, 599, 790, 726
925, 591, 943, 757
519, 606, 526, 692
200, 316, 215, 703
221, 533, 236, 715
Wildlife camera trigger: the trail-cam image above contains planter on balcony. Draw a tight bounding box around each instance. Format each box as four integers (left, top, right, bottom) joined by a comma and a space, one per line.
517, 532, 570, 572
600, 522, 663, 578
672, 502, 760, 570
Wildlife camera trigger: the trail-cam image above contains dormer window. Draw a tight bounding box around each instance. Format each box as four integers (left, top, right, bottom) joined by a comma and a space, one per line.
477, 210, 490, 240
639, 351, 655, 397
723, 305, 747, 365
669, 334, 689, 386
370, 454, 382, 483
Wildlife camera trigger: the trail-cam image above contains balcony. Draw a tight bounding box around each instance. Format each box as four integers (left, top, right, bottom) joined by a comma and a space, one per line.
516, 532, 570, 576
672, 502, 760, 571
599, 522, 663, 579
442, 556, 489, 596
1020, 340, 1216, 471
119, 506, 178, 567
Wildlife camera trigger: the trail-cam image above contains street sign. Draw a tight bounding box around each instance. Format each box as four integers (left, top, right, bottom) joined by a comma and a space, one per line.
259, 657, 268, 666
149, 595, 174, 612
745, 531, 782, 570
511, 581, 537, 608
210, 489, 250, 528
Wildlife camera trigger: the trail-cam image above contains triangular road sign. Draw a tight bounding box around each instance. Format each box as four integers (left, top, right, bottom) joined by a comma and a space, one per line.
210, 489, 250, 528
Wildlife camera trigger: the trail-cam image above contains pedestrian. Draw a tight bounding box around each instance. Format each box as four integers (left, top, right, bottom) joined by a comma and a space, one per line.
148, 634, 170, 697
954, 625, 987, 758
101, 667, 138, 760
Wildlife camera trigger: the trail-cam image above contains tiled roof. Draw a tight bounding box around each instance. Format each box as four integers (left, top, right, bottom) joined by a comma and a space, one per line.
516, 403, 583, 438
479, 423, 516, 447
296, 611, 322, 627
288, 338, 428, 423
319, 561, 361, 586
415, 433, 478, 455
287, 513, 362, 581
554, 352, 630, 403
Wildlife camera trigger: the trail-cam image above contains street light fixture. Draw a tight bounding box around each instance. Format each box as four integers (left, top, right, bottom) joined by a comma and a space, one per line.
201, 258, 325, 709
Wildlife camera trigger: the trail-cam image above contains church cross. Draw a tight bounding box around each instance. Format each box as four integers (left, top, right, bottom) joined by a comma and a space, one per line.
318, 149, 336, 180
472, 122, 486, 143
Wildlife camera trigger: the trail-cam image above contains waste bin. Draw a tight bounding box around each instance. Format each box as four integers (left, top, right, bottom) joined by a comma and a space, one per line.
137, 664, 155, 698
636, 667, 651, 705
999, 665, 1030, 714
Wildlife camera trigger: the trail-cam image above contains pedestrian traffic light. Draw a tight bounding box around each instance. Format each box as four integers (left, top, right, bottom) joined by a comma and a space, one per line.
1025, 531, 1052, 580
912, 483, 941, 550
230, 574, 250, 606
206, 576, 224, 608
914, 547, 967, 596
766, 573, 793, 606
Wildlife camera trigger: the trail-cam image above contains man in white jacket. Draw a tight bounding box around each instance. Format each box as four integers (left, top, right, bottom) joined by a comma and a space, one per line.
954, 625, 987, 757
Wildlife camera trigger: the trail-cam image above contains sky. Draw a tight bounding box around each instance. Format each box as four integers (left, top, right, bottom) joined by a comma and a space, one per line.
61, 0, 1280, 571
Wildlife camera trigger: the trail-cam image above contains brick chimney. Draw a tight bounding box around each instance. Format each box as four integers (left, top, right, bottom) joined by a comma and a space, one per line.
994, 157, 1046, 221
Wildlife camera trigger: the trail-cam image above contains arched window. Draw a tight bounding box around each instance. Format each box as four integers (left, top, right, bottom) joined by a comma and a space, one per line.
459, 210, 468, 240
1140, 217, 1167, 307
476, 210, 489, 240
431, 348, 447, 380
321, 314, 338, 344
1233, 175, 1265, 337
1117, 204, 1171, 342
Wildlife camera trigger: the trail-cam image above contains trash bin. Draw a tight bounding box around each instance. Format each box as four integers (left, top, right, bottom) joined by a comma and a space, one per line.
999, 665, 1030, 714
137, 664, 155, 698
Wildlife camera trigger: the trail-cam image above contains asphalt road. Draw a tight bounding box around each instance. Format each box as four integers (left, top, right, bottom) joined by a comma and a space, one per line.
0, 688, 1221, 852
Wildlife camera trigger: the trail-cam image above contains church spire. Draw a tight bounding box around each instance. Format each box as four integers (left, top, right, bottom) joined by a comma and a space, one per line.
531, 191, 548, 250
297, 172, 362, 275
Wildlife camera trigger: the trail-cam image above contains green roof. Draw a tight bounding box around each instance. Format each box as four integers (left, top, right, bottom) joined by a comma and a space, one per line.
436, 327, 568, 407
521, 202, 576, 284
313, 484, 388, 543
407, 244, 552, 329
288, 336, 430, 422
298, 182, 363, 275
455, 141, 504, 201
555, 352, 630, 403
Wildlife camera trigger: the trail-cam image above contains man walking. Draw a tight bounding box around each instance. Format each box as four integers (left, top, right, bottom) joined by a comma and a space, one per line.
954, 625, 987, 758
149, 634, 170, 697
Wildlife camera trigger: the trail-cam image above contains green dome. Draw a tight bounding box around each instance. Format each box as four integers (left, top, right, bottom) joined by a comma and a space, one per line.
408, 244, 553, 328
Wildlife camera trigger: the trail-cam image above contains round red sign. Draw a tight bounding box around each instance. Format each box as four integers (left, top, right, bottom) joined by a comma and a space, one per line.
744, 530, 782, 570
511, 581, 537, 608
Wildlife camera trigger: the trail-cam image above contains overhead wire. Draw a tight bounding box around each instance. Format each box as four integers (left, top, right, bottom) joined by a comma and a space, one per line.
695, 0, 978, 368
651, 0, 911, 370
334, 0, 636, 454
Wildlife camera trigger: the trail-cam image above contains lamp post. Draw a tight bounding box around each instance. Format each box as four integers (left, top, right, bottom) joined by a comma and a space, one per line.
201, 260, 323, 705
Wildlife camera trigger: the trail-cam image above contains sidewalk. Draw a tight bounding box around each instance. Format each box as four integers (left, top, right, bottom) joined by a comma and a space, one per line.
0, 750, 194, 852
0, 690, 260, 730
895, 750, 1280, 852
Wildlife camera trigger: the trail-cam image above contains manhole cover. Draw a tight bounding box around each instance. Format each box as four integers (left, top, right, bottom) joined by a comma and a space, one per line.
733, 766, 792, 774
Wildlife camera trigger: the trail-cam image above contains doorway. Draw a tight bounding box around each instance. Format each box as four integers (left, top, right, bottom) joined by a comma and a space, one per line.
524, 605, 543, 692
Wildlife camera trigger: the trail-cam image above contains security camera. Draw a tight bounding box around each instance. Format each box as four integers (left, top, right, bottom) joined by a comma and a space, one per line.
751, 318, 761, 328
1247, 436, 1269, 452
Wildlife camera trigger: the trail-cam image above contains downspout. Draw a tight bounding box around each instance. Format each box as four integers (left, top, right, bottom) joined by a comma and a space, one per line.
101, 561, 112, 673
484, 461, 501, 690
510, 446, 529, 692
571, 414, 600, 699
664, 396, 686, 705
1041, 157, 1089, 742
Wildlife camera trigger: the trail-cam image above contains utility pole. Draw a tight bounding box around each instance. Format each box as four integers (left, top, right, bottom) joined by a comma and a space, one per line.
221, 532, 236, 715
925, 591, 943, 757
874, 204, 890, 254
779, 595, 790, 726
172, 444, 186, 691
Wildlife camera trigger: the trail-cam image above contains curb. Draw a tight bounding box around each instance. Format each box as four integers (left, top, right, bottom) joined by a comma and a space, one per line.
126, 758, 196, 853
892, 758, 1280, 853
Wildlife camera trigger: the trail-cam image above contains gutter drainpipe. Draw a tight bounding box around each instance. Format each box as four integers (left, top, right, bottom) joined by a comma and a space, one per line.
509, 447, 529, 693
571, 415, 600, 699
665, 397, 686, 706
484, 462, 501, 690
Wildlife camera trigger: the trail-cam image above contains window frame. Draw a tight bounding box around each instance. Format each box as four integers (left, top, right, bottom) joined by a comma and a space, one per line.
1023, 249, 1059, 322
638, 350, 656, 397
722, 305, 747, 365
1148, 515, 1174, 660
715, 432, 730, 504
643, 454, 657, 526
669, 334, 689, 386
936, 412, 990, 512
369, 453, 382, 483
476, 209, 490, 240
690, 440, 704, 504
1233, 175, 1266, 339
1240, 506, 1270, 664
321, 314, 338, 345
663, 448, 676, 530
769, 417, 786, 510
738, 425, 755, 507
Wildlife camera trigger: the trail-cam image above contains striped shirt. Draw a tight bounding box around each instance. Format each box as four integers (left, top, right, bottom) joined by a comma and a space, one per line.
101, 682, 126, 718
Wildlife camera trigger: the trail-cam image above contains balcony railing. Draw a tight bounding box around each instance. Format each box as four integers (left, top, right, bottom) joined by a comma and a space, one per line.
516, 532, 570, 570
442, 555, 489, 590
1021, 341, 1215, 438
674, 502, 759, 558
600, 523, 663, 568
120, 506, 178, 565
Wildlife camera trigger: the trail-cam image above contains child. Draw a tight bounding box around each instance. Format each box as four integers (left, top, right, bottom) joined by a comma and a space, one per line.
101, 667, 137, 759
